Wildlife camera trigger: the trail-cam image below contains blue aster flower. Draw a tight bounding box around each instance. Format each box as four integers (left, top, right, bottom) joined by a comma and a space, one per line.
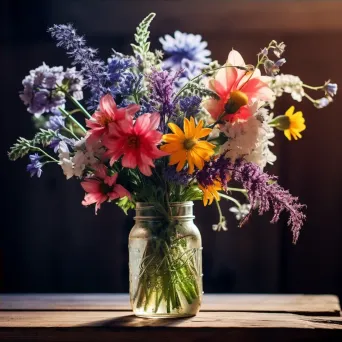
26, 154, 43, 178
159, 31, 211, 70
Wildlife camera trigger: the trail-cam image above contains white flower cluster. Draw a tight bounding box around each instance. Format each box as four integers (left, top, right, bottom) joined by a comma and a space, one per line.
58, 138, 104, 179
269, 74, 305, 104
220, 108, 276, 169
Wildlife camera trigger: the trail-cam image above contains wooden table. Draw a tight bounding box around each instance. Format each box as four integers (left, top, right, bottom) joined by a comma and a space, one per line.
0, 294, 341, 341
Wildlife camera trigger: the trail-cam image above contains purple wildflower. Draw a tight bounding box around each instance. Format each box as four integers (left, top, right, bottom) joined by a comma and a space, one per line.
26, 154, 43, 178
229, 159, 306, 243
20, 64, 66, 116
164, 166, 193, 186
196, 155, 231, 188
179, 95, 201, 118
49, 135, 75, 153
175, 58, 201, 88
48, 24, 109, 111
146, 68, 182, 132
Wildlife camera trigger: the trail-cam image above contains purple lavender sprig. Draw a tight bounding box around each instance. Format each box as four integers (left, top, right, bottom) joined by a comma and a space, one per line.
146, 68, 183, 133
196, 156, 305, 243
229, 159, 305, 243
48, 24, 109, 110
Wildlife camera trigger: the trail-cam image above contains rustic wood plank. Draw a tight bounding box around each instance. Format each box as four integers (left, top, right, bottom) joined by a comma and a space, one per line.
0, 311, 342, 329
0, 294, 340, 316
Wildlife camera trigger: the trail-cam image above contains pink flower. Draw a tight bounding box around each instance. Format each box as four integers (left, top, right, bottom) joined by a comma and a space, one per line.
203, 50, 274, 122
81, 164, 131, 213
103, 112, 168, 176
85, 94, 140, 144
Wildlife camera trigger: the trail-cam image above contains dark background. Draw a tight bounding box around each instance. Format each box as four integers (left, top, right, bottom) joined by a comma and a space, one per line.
1, 0, 342, 300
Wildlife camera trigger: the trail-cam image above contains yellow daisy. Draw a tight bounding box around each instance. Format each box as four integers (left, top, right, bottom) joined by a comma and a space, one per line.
160, 117, 215, 174
284, 106, 306, 141
198, 180, 222, 206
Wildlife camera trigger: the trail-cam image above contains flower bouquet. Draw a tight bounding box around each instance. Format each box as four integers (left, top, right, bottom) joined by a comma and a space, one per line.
8, 13, 337, 318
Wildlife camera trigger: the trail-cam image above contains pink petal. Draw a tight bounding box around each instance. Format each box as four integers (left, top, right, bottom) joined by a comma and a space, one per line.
110, 184, 131, 199
95, 195, 107, 214
81, 179, 101, 193
138, 163, 152, 176
125, 104, 141, 117
134, 113, 152, 136
82, 192, 103, 206
105, 173, 118, 186
227, 49, 245, 68
202, 98, 225, 120
122, 151, 138, 169
94, 164, 108, 179
214, 66, 238, 95
241, 78, 274, 102
99, 94, 117, 118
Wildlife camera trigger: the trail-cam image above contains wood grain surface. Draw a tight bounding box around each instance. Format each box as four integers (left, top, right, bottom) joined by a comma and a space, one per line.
0, 294, 341, 341
1, 294, 340, 316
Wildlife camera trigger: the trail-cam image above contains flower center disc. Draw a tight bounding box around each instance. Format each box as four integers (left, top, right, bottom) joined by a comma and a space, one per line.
183, 138, 197, 150
224, 90, 249, 114
127, 135, 139, 148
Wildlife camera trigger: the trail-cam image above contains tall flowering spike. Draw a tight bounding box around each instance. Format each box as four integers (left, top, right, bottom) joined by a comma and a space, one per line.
103, 112, 168, 176
146, 68, 182, 133
203, 49, 274, 122
48, 24, 109, 110
228, 159, 306, 243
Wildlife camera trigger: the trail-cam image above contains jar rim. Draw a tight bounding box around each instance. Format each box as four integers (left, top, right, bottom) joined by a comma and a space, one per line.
136, 201, 193, 208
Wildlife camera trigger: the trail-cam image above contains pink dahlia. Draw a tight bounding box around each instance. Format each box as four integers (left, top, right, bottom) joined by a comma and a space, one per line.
103, 112, 168, 176
203, 50, 274, 122
85, 94, 140, 144
81, 164, 130, 213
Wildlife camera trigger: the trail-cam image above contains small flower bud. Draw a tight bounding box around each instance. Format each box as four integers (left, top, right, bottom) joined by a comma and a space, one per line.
323, 81, 338, 97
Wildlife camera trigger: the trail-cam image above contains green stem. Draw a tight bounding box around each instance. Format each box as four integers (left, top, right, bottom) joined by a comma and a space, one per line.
227, 187, 247, 194
303, 93, 317, 104
174, 64, 248, 101
302, 84, 324, 91
59, 107, 87, 133
219, 193, 242, 209
65, 93, 92, 119
62, 126, 80, 140
30, 146, 58, 162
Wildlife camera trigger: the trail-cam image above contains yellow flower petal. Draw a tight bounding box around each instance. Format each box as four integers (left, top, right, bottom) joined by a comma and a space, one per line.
285, 106, 295, 117
168, 123, 185, 138
160, 142, 183, 153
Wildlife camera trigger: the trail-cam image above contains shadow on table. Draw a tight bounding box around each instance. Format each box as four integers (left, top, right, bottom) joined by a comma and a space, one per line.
79, 314, 192, 328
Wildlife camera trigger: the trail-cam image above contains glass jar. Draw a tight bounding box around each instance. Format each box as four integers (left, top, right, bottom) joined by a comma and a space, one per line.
129, 201, 203, 318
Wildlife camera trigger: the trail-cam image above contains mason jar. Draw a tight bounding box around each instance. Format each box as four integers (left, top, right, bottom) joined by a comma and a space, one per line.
129, 201, 203, 318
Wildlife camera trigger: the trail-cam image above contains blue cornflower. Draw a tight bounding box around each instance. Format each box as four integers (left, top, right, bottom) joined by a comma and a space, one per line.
175, 58, 201, 88
26, 154, 43, 178
159, 31, 211, 70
